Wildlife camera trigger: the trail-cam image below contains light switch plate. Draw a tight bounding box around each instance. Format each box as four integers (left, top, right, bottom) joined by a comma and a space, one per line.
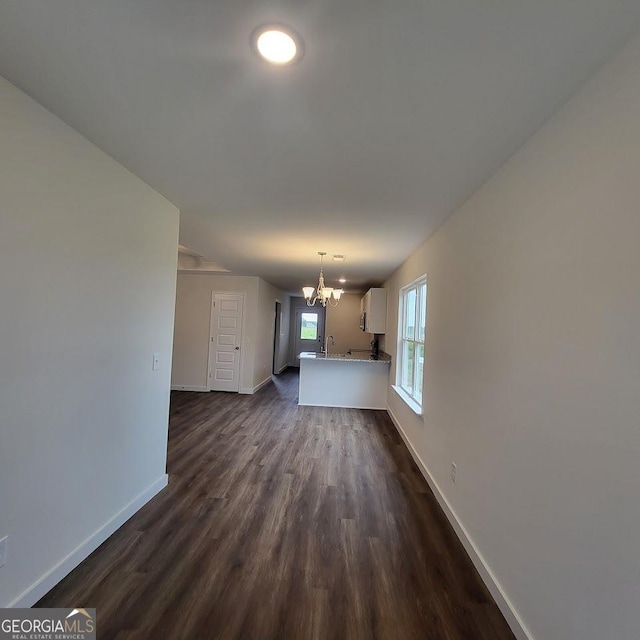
152, 353, 160, 371
0, 536, 8, 568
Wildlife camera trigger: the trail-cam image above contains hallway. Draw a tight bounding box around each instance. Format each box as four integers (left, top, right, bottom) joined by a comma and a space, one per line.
38, 370, 514, 639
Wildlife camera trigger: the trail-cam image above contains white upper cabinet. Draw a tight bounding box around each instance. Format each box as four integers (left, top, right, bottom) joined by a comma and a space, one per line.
361, 288, 387, 334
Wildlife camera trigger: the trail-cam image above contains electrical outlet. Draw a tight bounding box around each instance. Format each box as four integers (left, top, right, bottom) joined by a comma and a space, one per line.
451, 462, 457, 484
0, 536, 8, 568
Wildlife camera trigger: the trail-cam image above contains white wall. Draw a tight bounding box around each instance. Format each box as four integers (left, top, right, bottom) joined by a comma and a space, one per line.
171, 273, 256, 392
255, 280, 290, 380
172, 273, 288, 393
0, 77, 179, 607
383, 32, 640, 640
325, 293, 371, 355
273, 296, 291, 374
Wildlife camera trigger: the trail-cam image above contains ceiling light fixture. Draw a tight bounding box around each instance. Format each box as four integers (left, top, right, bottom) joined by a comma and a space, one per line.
251, 24, 304, 65
302, 252, 344, 307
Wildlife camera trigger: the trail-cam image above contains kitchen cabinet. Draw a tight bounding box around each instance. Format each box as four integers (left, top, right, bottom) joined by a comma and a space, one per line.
361, 288, 387, 334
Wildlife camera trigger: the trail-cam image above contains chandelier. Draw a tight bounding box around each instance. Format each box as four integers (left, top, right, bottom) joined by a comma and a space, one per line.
302, 252, 344, 307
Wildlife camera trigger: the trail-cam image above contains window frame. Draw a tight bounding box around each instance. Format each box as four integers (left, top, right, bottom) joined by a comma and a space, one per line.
393, 275, 427, 415
299, 311, 319, 341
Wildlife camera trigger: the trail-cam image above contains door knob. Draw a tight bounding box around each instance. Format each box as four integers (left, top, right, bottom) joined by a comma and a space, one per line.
235, 346, 240, 350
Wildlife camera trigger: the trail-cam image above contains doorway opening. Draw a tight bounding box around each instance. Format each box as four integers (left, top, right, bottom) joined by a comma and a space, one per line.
273, 300, 282, 374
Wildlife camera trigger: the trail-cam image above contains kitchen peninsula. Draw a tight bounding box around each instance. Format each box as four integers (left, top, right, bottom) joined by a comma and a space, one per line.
298, 352, 391, 409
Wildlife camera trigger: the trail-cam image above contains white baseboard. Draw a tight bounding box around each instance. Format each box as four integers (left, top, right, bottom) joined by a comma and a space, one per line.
171, 385, 208, 392
239, 376, 273, 395
10, 474, 168, 608
275, 364, 289, 374
386, 407, 533, 640
253, 376, 273, 393
299, 401, 387, 410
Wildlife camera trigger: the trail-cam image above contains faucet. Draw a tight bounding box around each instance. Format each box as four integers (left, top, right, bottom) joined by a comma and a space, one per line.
324, 335, 335, 356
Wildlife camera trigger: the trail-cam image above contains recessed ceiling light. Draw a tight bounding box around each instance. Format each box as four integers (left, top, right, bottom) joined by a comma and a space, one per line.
339, 278, 346, 284
333, 254, 345, 262
251, 24, 304, 65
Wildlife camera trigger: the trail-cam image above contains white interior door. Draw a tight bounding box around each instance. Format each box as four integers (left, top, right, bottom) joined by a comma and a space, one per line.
208, 292, 244, 392
294, 307, 325, 362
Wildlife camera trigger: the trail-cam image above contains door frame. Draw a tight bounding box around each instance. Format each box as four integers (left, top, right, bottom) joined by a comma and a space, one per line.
207, 291, 245, 392
273, 300, 283, 375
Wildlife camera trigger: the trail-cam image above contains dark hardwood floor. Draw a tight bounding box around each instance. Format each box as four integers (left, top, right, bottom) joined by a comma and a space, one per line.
37, 369, 515, 640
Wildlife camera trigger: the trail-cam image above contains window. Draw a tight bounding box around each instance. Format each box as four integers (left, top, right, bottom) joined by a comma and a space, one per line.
300, 312, 318, 340
394, 275, 427, 414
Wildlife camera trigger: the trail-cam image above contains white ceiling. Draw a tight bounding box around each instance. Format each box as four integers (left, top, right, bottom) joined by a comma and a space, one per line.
2, 1, 640, 293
